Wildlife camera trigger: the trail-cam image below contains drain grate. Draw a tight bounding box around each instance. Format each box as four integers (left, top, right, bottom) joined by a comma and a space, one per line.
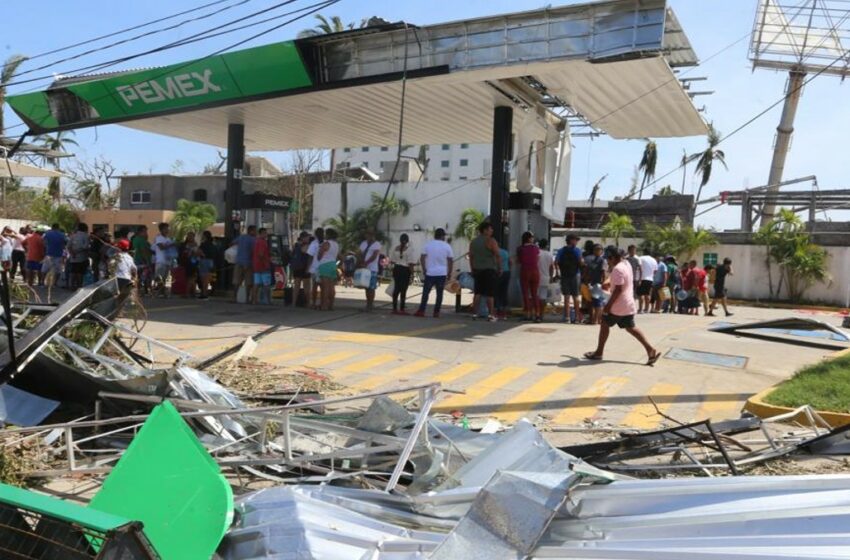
665, 347, 748, 369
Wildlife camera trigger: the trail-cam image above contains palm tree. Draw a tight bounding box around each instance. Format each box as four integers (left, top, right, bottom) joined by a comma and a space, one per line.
37, 131, 78, 202
600, 212, 636, 247
171, 199, 217, 241
368, 191, 409, 243
656, 185, 678, 196
637, 140, 657, 200
454, 208, 487, 241
297, 14, 388, 38
324, 208, 371, 252
0, 54, 28, 137
693, 123, 728, 205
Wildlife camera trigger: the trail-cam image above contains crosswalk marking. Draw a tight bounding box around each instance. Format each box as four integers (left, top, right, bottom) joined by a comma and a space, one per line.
340, 354, 399, 375
619, 382, 683, 429
434, 367, 528, 412
304, 351, 362, 368
431, 363, 481, 384
253, 341, 290, 358
326, 323, 465, 343
495, 371, 576, 423
550, 376, 629, 425
692, 396, 744, 423
263, 347, 322, 365
353, 359, 440, 391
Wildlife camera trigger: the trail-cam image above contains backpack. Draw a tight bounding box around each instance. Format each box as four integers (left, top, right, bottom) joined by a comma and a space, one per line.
290, 244, 307, 275
558, 246, 580, 276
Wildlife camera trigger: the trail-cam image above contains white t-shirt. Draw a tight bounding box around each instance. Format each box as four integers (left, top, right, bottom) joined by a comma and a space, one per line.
153, 235, 173, 265
307, 239, 320, 274
317, 240, 339, 266
359, 241, 382, 273
538, 250, 554, 283
638, 254, 658, 282
421, 239, 453, 277
114, 252, 137, 280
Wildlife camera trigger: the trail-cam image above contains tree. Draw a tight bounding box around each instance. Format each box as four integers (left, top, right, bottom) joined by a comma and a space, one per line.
454, 208, 486, 241
68, 157, 119, 210
36, 131, 78, 202
368, 191, 409, 243
637, 140, 657, 200
324, 208, 372, 253
171, 199, 217, 241
31, 194, 78, 232
600, 212, 636, 247
754, 209, 830, 302
297, 14, 388, 38
284, 149, 326, 231
0, 54, 28, 137
693, 123, 728, 205
643, 223, 717, 260
201, 151, 227, 175
656, 185, 678, 196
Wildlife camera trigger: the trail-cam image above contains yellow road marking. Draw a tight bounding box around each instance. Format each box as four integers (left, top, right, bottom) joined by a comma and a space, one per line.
325, 323, 465, 343
353, 359, 440, 391
434, 367, 528, 412
431, 363, 481, 384
692, 396, 744, 423
620, 382, 683, 429
304, 351, 362, 368
253, 341, 290, 358
340, 354, 399, 374
495, 371, 576, 423
551, 376, 629, 425
263, 347, 322, 365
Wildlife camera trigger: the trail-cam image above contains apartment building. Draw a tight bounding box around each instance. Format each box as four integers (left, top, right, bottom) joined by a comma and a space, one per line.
333, 143, 491, 182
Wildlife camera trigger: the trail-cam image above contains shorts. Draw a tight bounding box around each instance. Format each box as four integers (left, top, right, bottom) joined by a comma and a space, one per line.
591, 297, 605, 308
253, 271, 272, 286
154, 263, 171, 281
472, 269, 498, 297
368, 271, 379, 291
26, 260, 41, 272
68, 261, 88, 275
651, 284, 664, 302
713, 284, 726, 299
603, 313, 636, 329
199, 258, 214, 275
233, 264, 254, 287
41, 256, 62, 276
318, 261, 338, 280
561, 273, 579, 297
292, 268, 311, 280
637, 280, 653, 296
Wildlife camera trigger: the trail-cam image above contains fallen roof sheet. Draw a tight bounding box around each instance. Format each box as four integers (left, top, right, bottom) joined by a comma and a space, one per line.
710, 317, 850, 349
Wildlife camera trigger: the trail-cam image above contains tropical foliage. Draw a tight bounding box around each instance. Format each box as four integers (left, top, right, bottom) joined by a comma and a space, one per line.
36, 131, 78, 201
600, 212, 636, 247
453, 208, 486, 240
31, 194, 78, 232
693, 123, 728, 204
297, 14, 388, 38
324, 192, 411, 251
656, 185, 678, 196
754, 208, 830, 302
369, 191, 410, 242
171, 199, 218, 241
643, 223, 717, 260
636, 140, 657, 200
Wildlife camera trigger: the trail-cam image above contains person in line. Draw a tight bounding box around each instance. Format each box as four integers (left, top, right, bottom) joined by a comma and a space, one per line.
584, 243, 607, 325
90, 227, 105, 282
316, 228, 340, 311
626, 244, 641, 297
10, 227, 27, 281
536, 238, 555, 323
152, 222, 175, 298
415, 228, 454, 318
516, 231, 540, 322
708, 258, 734, 317
391, 233, 416, 315
42, 224, 67, 299
131, 225, 153, 296
584, 246, 660, 366
98, 232, 116, 281
231, 225, 257, 303
342, 251, 357, 288
687, 260, 710, 315
179, 232, 200, 299
664, 256, 680, 314
494, 242, 511, 320
651, 253, 668, 313
67, 222, 91, 289
637, 248, 657, 313
306, 228, 324, 309
469, 222, 501, 322
22, 227, 45, 287
290, 232, 311, 307
556, 233, 583, 324
251, 228, 272, 305
110, 238, 137, 294
198, 231, 217, 300
359, 229, 382, 312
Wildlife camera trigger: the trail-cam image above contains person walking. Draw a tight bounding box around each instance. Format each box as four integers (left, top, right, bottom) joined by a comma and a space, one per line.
494, 242, 511, 320
391, 233, 415, 315
651, 254, 668, 313
637, 249, 657, 313
41, 224, 66, 295
22, 227, 45, 287
316, 228, 340, 311
231, 225, 257, 303
584, 246, 660, 366
152, 222, 175, 298
469, 222, 501, 322
306, 227, 324, 309
516, 231, 540, 322
67, 223, 91, 289
247, 228, 270, 305
10, 227, 26, 281
536, 238, 555, 322
131, 225, 153, 295
359, 229, 382, 312
198, 231, 216, 300
708, 258, 734, 317
556, 233, 583, 324
584, 243, 607, 325
415, 228, 454, 318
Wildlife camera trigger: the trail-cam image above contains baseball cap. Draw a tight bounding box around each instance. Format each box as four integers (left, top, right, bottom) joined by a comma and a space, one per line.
116, 239, 131, 251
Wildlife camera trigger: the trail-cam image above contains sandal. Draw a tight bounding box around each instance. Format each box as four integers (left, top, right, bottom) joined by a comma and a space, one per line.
646, 350, 661, 366
583, 351, 603, 361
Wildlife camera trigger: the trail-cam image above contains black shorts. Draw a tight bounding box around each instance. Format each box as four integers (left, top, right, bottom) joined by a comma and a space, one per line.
472, 269, 498, 297
561, 273, 579, 297
603, 313, 636, 329
68, 261, 88, 275
713, 284, 726, 299
637, 280, 653, 296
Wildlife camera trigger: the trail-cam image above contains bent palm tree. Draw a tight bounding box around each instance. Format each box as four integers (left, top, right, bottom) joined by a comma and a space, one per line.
37, 131, 78, 201
454, 208, 486, 241
1, 54, 28, 137
693, 123, 728, 205
636, 140, 657, 200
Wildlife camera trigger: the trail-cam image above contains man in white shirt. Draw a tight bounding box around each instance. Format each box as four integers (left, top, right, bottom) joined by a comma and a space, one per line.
152, 222, 175, 298
415, 228, 454, 318
536, 238, 555, 322
637, 249, 658, 313
358, 229, 382, 312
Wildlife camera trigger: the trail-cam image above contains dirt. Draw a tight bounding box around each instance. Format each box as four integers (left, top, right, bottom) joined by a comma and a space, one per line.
208, 357, 347, 396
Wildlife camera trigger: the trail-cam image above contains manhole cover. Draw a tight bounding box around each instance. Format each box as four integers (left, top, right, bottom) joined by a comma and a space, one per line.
665, 347, 748, 369
525, 327, 557, 334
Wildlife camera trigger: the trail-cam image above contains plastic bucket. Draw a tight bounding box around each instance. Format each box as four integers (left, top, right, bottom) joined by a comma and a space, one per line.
353, 268, 372, 289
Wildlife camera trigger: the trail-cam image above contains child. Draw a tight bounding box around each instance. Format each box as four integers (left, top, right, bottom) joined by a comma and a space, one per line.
110, 238, 137, 293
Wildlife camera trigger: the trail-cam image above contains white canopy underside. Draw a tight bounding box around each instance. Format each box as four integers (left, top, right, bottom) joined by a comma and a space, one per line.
0, 159, 63, 178
120, 56, 707, 151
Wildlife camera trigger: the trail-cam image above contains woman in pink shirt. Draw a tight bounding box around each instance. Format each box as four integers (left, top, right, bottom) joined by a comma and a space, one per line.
516, 231, 540, 321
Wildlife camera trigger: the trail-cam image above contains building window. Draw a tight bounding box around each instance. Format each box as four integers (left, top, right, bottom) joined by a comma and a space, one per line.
343, 147, 351, 153
441, 177, 449, 181
130, 191, 151, 204
362, 147, 369, 152
442, 144, 450, 150
381, 146, 389, 152
460, 143, 469, 149
441, 160, 450, 168
703, 253, 718, 267
459, 159, 469, 167
459, 176, 468, 180
192, 188, 207, 202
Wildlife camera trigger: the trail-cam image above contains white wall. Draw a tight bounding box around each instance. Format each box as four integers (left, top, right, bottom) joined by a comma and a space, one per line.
333, 143, 491, 182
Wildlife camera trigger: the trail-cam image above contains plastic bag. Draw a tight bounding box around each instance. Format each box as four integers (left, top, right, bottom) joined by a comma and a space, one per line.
353, 268, 372, 289
224, 246, 238, 264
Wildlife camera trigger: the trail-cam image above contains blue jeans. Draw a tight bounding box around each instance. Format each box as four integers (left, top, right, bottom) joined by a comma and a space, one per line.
418, 275, 447, 314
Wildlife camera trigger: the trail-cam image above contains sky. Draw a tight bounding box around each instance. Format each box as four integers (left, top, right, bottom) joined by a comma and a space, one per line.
3, 0, 849, 230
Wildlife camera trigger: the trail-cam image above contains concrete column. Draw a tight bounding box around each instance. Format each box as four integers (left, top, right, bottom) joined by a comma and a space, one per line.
225, 123, 245, 241
490, 106, 513, 246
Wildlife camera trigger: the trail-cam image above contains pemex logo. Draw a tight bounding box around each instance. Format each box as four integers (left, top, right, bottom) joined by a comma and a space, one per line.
116, 69, 222, 107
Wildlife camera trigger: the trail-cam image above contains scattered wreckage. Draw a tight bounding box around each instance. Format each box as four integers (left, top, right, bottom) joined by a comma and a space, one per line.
0, 280, 849, 558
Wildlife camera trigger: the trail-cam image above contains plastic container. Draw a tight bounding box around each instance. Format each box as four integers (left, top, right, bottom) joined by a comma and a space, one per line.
659, 286, 671, 301
676, 289, 689, 301
353, 268, 372, 289
458, 272, 475, 291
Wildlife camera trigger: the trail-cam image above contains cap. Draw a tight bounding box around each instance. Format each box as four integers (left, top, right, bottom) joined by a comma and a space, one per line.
116, 239, 131, 251
604, 245, 625, 259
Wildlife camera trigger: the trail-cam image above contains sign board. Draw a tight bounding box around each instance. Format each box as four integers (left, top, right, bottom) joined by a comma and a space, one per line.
241, 192, 292, 211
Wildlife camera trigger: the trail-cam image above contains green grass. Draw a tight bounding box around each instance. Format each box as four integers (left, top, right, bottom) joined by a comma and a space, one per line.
765, 354, 850, 412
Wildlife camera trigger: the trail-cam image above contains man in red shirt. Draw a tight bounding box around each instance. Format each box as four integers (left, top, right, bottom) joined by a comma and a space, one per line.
22, 229, 46, 287
686, 260, 709, 316
251, 228, 272, 305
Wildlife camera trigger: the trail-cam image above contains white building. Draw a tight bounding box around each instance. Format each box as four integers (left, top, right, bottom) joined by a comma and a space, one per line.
332, 144, 491, 182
